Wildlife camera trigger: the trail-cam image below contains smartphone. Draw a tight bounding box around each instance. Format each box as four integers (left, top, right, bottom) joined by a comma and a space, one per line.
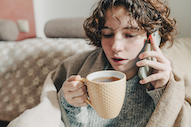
138, 30, 161, 79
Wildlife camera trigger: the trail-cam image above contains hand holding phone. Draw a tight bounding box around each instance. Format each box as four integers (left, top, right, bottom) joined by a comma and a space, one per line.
138, 30, 161, 79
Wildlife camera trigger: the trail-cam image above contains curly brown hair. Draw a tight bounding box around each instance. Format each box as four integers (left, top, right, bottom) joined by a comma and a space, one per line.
83, 0, 177, 47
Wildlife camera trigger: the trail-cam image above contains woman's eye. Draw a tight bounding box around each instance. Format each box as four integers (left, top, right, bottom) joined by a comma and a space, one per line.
102, 33, 114, 38
124, 34, 137, 38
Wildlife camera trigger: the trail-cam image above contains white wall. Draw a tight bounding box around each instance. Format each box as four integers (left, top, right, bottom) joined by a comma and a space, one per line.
33, 0, 191, 38
168, 0, 191, 38
33, 0, 98, 38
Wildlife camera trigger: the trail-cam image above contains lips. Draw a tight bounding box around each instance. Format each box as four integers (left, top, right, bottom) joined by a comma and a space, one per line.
112, 57, 127, 63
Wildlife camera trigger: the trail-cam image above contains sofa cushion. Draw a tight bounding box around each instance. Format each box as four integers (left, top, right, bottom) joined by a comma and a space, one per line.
0, 38, 96, 121
161, 38, 191, 77
0, 20, 19, 41
44, 17, 87, 38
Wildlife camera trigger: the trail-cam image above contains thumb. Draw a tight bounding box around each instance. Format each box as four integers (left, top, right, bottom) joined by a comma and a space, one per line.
67, 75, 82, 82
73, 75, 82, 81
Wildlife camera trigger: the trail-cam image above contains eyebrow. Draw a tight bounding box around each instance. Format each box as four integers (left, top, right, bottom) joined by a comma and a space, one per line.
102, 26, 139, 31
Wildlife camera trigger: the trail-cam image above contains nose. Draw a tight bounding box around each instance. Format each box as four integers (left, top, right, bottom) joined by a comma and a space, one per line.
111, 35, 124, 53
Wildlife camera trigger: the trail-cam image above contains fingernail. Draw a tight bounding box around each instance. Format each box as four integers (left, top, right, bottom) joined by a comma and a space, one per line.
148, 34, 152, 41
139, 54, 143, 59
139, 80, 143, 84
136, 61, 141, 66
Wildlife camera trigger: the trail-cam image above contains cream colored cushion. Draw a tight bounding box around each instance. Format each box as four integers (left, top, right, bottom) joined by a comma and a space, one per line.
44, 17, 87, 38
161, 38, 191, 76
0, 20, 19, 41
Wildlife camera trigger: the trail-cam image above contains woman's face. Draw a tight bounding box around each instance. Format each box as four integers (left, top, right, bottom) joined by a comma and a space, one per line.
101, 6, 147, 78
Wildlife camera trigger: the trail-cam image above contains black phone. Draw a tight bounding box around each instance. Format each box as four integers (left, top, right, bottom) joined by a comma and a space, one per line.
138, 30, 161, 79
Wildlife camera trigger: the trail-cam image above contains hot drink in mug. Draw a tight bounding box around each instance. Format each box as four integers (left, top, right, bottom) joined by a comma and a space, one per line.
81, 70, 126, 119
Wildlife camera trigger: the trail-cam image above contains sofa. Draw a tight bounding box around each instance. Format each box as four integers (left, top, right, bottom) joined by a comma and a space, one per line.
0, 17, 191, 127
0, 17, 96, 127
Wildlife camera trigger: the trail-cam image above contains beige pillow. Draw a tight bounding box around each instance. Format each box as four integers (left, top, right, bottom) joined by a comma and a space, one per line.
0, 20, 19, 41
161, 38, 191, 76
44, 17, 87, 38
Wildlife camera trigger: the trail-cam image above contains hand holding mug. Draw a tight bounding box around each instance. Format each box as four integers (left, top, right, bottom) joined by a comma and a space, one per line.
62, 75, 88, 107
62, 71, 126, 119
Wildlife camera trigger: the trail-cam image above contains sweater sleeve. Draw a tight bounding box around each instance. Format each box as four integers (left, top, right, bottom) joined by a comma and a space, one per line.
60, 89, 79, 113
53, 55, 90, 126
146, 85, 166, 106
60, 88, 89, 126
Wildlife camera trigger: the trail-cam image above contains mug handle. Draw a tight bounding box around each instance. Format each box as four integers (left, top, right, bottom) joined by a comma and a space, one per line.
80, 78, 93, 107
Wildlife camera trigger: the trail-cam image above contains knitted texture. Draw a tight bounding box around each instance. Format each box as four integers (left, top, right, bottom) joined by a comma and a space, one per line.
60, 75, 165, 127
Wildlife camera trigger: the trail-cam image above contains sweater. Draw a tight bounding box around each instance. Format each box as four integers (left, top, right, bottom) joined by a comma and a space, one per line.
7, 48, 191, 127
53, 48, 168, 127
60, 74, 165, 127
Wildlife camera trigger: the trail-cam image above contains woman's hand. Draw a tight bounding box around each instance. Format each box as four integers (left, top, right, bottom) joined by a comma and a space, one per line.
62, 75, 88, 107
136, 35, 171, 89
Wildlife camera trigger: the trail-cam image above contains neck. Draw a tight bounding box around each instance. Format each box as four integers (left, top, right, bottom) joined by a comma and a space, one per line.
124, 66, 138, 80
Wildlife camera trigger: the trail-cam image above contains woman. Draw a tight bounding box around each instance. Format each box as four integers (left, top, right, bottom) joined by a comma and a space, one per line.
53, 0, 191, 127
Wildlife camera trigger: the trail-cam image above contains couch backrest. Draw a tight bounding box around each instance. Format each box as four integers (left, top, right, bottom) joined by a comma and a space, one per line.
161, 38, 191, 77
44, 17, 87, 38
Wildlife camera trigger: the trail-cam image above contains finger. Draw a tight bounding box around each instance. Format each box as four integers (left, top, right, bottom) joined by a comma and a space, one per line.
65, 86, 87, 104
73, 101, 88, 107
140, 72, 169, 89
139, 51, 169, 64
67, 75, 81, 82
64, 75, 84, 91
64, 85, 87, 101
139, 72, 163, 85
63, 80, 84, 93
69, 81, 85, 91
69, 85, 87, 97
76, 101, 89, 107
136, 59, 170, 71
70, 92, 88, 106
149, 34, 161, 52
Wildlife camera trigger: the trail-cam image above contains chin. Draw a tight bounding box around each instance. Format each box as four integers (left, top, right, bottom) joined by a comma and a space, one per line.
111, 62, 137, 74
111, 65, 127, 72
